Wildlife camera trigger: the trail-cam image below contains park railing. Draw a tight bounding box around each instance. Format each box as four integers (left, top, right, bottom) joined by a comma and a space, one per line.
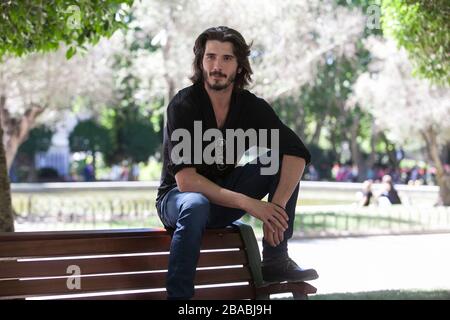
11, 181, 448, 237
12, 192, 160, 231
294, 204, 450, 238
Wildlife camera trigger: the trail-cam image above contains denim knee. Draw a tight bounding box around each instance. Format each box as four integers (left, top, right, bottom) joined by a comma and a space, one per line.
177, 192, 210, 229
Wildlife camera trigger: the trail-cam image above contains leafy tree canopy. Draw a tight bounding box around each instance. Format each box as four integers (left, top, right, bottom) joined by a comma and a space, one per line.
382, 0, 449, 84
0, 0, 133, 232
69, 119, 112, 154
0, 0, 134, 58
17, 126, 53, 157
121, 119, 160, 163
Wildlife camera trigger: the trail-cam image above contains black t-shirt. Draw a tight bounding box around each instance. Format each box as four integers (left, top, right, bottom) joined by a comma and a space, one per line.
156, 82, 311, 209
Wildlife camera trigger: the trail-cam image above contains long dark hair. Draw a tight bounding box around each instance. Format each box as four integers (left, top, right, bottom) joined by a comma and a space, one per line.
190, 26, 253, 90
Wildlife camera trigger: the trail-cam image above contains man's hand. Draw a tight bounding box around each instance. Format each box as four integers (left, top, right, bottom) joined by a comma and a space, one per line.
263, 222, 285, 247
244, 198, 288, 233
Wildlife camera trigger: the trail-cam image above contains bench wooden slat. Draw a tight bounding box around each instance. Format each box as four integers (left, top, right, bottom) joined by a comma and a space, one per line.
0, 226, 317, 300
0, 228, 237, 241
63, 284, 255, 300
0, 236, 171, 258
0, 267, 252, 298
0, 228, 166, 241
0, 250, 247, 279
0, 232, 243, 258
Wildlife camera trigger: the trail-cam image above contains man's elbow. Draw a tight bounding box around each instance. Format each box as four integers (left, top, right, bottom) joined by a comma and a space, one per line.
175, 169, 196, 192
176, 179, 191, 193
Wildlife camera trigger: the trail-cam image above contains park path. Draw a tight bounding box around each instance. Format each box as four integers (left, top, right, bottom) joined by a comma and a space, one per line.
271, 233, 450, 294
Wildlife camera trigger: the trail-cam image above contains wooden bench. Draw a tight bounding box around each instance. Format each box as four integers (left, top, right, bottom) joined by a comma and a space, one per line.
0, 222, 316, 300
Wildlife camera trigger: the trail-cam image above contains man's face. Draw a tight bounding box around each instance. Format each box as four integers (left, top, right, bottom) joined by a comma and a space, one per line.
202, 40, 239, 91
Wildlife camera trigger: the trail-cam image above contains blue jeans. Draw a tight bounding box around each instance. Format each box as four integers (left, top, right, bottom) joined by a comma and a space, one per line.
157, 154, 299, 299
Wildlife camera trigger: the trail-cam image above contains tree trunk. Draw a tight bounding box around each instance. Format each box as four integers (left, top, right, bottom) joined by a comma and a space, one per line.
0, 96, 15, 232
310, 119, 323, 146
1, 102, 45, 172
291, 98, 306, 141
350, 115, 363, 181
368, 119, 377, 169
441, 142, 449, 165
380, 133, 399, 170
360, 119, 378, 181
422, 128, 450, 206
128, 161, 134, 181
329, 125, 339, 163
438, 174, 450, 206
92, 150, 97, 181
27, 156, 37, 182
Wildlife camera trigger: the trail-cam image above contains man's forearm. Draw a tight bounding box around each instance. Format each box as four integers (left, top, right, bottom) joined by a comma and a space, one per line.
271, 155, 306, 208
176, 168, 289, 231
177, 170, 251, 211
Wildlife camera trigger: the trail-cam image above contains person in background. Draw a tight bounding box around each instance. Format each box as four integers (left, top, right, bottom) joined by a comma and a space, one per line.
307, 164, 319, 181
83, 161, 95, 181
378, 174, 402, 205
358, 179, 373, 206
131, 163, 140, 181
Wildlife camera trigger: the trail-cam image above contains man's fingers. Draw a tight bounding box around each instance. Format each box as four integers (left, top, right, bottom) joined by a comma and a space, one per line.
259, 202, 289, 230
273, 229, 281, 246
263, 219, 275, 233
277, 228, 284, 243
272, 204, 289, 222
263, 224, 276, 247
269, 210, 288, 230
268, 216, 286, 231
273, 206, 289, 229
265, 221, 285, 247
274, 223, 285, 245
268, 233, 276, 247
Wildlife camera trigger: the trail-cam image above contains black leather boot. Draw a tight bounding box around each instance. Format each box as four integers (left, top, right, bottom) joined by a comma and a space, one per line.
262, 257, 319, 282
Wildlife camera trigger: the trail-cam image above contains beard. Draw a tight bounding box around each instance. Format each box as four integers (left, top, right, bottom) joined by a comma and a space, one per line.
204, 70, 236, 91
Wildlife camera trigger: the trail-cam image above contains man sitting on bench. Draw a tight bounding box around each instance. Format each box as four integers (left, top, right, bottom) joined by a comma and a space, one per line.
156, 26, 318, 300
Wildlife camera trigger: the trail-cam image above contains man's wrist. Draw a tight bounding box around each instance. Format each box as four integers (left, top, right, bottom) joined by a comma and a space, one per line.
237, 194, 251, 212
272, 202, 286, 210
271, 197, 287, 209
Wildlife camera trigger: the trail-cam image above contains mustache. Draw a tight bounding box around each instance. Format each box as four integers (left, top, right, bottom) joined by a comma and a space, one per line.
209, 71, 226, 78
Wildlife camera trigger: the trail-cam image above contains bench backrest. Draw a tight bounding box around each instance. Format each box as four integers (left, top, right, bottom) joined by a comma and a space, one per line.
0, 227, 257, 300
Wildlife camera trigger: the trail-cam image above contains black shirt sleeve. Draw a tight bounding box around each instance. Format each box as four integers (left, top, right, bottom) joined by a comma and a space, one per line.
255, 97, 311, 166
165, 94, 197, 176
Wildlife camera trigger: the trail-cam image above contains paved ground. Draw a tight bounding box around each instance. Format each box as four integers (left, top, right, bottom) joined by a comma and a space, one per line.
270, 233, 450, 294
